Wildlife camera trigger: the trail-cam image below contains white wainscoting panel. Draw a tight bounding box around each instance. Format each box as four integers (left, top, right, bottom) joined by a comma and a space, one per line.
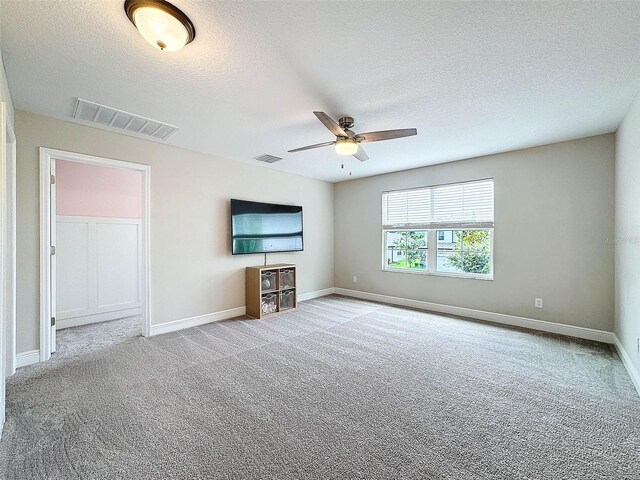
96, 222, 141, 309
57, 216, 142, 328
57, 221, 90, 317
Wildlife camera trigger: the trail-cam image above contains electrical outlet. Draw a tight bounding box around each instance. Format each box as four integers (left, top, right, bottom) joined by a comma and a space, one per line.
534, 298, 543, 309
352, 276, 358, 284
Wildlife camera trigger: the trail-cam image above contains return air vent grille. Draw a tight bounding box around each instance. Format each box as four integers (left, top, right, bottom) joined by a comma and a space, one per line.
254, 154, 282, 163
73, 98, 179, 140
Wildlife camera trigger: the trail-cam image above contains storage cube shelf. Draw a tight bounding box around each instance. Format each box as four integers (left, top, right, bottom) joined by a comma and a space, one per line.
246, 264, 297, 318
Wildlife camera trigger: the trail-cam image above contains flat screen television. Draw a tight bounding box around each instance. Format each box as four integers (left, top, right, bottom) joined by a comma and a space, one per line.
230, 199, 304, 255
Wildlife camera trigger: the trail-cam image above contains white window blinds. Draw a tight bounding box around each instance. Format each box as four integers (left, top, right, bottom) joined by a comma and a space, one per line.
382, 179, 494, 229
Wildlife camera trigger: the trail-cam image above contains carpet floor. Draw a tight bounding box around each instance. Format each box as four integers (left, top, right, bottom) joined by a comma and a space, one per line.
0, 295, 638, 479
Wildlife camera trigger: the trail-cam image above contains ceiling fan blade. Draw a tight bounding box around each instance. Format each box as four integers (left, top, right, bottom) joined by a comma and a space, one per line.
353, 145, 369, 162
356, 128, 417, 143
288, 141, 336, 153
314, 111, 348, 137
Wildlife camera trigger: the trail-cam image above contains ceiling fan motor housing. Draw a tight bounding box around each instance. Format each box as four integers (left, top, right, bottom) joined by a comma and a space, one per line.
338, 116, 355, 129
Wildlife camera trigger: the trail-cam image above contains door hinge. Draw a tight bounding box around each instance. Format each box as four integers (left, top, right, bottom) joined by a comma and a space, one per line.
50, 245, 56, 255
51, 316, 56, 326
50, 174, 56, 185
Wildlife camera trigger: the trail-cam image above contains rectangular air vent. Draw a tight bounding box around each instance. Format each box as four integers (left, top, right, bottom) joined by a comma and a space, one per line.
254, 154, 282, 163
73, 98, 179, 140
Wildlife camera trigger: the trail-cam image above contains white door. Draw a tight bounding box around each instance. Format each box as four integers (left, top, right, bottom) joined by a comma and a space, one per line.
50, 158, 56, 353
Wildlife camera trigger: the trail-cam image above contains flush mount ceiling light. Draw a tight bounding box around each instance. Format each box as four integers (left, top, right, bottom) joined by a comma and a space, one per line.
124, 0, 195, 51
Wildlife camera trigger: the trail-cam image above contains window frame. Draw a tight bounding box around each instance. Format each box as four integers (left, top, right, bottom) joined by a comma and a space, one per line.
382, 228, 494, 280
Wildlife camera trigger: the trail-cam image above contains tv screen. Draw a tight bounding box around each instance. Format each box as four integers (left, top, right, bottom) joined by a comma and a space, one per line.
231, 199, 303, 255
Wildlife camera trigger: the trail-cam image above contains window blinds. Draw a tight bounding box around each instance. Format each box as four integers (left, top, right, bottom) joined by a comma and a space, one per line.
382, 179, 494, 229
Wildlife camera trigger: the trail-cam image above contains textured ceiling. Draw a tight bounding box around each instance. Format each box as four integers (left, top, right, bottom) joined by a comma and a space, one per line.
3, 0, 640, 182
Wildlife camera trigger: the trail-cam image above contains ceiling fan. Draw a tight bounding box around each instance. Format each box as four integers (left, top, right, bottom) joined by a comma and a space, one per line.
288, 112, 417, 161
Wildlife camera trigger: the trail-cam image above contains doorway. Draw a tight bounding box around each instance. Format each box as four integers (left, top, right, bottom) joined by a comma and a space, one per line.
39, 148, 150, 361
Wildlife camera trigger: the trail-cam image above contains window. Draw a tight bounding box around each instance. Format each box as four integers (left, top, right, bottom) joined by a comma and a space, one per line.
437, 229, 492, 275
382, 179, 494, 279
385, 230, 428, 270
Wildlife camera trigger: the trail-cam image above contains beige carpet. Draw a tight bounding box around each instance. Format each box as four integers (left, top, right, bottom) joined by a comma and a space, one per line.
0, 295, 638, 479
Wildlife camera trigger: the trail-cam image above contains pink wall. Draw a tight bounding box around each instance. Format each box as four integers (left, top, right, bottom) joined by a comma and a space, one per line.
56, 160, 142, 218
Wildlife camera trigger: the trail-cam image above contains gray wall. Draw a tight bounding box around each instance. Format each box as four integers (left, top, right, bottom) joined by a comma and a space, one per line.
16, 111, 335, 354
334, 135, 615, 331
615, 94, 640, 375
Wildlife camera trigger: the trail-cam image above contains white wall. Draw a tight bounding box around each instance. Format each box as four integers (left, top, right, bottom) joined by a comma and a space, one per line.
16, 111, 335, 354
334, 135, 615, 331
615, 94, 640, 377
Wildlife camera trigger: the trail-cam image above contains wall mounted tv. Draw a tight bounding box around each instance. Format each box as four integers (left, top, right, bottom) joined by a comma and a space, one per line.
231, 199, 304, 255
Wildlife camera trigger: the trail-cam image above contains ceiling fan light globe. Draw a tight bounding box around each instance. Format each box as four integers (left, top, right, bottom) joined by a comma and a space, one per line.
335, 138, 358, 156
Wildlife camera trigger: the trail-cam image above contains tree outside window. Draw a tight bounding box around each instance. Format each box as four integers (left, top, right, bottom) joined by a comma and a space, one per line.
386, 231, 427, 270
445, 230, 491, 274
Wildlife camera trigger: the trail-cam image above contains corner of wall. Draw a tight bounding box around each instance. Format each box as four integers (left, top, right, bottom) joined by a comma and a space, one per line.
613, 85, 640, 384
331, 181, 338, 289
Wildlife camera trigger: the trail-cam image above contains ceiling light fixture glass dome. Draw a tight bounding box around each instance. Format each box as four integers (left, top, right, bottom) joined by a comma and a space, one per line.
124, 0, 196, 52
335, 137, 358, 156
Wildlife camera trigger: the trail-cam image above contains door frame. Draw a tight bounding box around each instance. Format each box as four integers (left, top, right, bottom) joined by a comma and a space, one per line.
39, 148, 151, 362
4, 109, 16, 376
0, 103, 6, 433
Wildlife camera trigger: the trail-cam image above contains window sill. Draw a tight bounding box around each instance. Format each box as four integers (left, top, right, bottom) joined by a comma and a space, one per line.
382, 267, 493, 281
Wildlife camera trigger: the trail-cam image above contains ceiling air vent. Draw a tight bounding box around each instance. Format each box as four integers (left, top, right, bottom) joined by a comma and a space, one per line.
254, 154, 282, 164
73, 98, 179, 140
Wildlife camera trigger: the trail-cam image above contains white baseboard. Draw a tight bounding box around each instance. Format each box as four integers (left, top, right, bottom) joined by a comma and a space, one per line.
150, 306, 247, 336
613, 336, 640, 396
298, 287, 336, 302
150, 288, 336, 336
58, 307, 143, 330
14, 287, 639, 397
16, 350, 40, 368
17, 289, 336, 362
334, 288, 615, 344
